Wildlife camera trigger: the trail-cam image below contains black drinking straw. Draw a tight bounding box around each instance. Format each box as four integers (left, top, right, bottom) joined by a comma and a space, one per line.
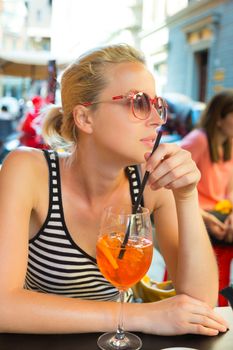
118, 130, 163, 259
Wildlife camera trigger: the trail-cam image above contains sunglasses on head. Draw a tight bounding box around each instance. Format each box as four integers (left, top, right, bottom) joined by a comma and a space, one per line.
82, 91, 168, 123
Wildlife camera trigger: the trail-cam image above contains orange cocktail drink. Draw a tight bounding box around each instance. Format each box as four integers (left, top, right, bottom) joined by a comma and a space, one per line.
96, 232, 153, 290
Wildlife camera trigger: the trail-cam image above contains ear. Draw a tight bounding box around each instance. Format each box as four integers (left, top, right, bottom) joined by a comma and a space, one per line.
73, 105, 94, 134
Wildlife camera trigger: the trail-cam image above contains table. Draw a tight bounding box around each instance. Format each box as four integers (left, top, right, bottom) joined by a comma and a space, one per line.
0, 307, 232, 350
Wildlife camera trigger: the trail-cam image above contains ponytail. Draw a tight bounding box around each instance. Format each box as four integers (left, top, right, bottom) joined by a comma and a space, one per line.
42, 105, 74, 150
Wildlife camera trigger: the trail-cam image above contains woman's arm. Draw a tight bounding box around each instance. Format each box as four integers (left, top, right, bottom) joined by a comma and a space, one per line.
201, 209, 227, 240
146, 143, 218, 307
226, 167, 233, 204
0, 149, 121, 333
174, 190, 218, 305
0, 149, 227, 335
224, 170, 233, 242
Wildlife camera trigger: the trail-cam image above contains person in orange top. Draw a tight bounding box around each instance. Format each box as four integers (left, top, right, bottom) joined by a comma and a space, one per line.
181, 90, 233, 244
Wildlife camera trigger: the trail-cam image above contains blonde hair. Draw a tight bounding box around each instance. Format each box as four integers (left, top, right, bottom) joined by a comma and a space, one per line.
42, 44, 145, 150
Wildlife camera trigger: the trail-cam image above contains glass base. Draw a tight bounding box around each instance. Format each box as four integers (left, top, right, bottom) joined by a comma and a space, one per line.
97, 331, 142, 350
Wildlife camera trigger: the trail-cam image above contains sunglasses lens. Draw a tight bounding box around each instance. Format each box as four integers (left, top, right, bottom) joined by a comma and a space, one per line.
133, 92, 150, 119
155, 97, 167, 122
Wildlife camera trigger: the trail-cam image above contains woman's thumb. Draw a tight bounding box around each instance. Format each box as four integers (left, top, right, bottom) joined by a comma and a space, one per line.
144, 152, 151, 161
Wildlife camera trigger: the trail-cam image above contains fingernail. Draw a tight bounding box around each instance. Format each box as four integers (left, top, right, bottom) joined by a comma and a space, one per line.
146, 166, 152, 173
144, 152, 151, 161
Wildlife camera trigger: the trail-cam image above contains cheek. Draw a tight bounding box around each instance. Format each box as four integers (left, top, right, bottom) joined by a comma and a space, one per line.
95, 121, 135, 150
221, 120, 233, 136
93, 116, 146, 162
93, 112, 128, 149
94, 105, 141, 142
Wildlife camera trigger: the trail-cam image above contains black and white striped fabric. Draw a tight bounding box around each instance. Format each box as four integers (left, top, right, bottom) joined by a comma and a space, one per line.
24, 150, 143, 301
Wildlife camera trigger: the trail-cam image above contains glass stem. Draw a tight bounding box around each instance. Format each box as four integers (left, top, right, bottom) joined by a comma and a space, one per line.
115, 290, 125, 340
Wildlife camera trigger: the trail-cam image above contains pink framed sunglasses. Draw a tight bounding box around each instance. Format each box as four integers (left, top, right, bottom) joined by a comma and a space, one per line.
82, 91, 168, 123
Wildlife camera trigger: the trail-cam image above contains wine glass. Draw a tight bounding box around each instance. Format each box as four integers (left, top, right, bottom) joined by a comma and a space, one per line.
96, 205, 153, 350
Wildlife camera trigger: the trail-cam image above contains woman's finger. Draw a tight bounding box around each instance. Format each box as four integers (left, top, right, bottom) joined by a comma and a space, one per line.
187, 323, 219, 336
148, 156, 193, 184
189, 310, 228, 332
149, 168, 198, 191
210, 216, 227, 230
145, 145, 200, 194
145, 143, 183, 171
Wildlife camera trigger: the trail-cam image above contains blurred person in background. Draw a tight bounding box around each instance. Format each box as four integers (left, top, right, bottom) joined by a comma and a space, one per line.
181, 90, 233, 244
0, 140, 9, 164
0, 44, 227, 335
0, 105, 15, 145
18, 95, 49, 149
162, 93, 205, 141
0, 105, 12, 120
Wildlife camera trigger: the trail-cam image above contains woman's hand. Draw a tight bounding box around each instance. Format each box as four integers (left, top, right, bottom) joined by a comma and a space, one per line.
145, 143, 200, 199
202, 211, 227, 240
224, 212, 233, 243
140, 294, 228, 336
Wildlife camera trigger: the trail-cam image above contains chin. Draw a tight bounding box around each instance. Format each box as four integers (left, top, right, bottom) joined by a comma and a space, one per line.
126, 156, 145, 167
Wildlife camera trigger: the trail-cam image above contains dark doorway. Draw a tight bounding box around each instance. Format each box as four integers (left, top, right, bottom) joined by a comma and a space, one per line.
195, 49, 208, 102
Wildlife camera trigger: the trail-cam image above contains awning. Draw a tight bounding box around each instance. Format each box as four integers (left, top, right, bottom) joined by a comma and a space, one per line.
0, 51, 71, 80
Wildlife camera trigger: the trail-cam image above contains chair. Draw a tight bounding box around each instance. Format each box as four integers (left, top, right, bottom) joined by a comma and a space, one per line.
214, 244, 233, 306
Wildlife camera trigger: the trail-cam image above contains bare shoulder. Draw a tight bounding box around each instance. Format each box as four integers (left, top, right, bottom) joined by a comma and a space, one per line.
1, 147, 44, 170
0, 147, 47, 187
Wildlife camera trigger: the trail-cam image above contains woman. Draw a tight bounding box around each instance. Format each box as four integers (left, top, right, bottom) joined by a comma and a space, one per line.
181, 91, 233, 306
0, 44, 227, 335
181, 90, 233, 244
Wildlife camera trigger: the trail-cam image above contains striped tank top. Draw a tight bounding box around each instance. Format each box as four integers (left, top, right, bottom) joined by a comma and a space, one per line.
24, 150, 144, 301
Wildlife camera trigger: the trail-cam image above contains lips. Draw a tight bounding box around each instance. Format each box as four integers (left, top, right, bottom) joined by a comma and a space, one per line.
140, 136, 156, 142
140, 135, 156, 148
